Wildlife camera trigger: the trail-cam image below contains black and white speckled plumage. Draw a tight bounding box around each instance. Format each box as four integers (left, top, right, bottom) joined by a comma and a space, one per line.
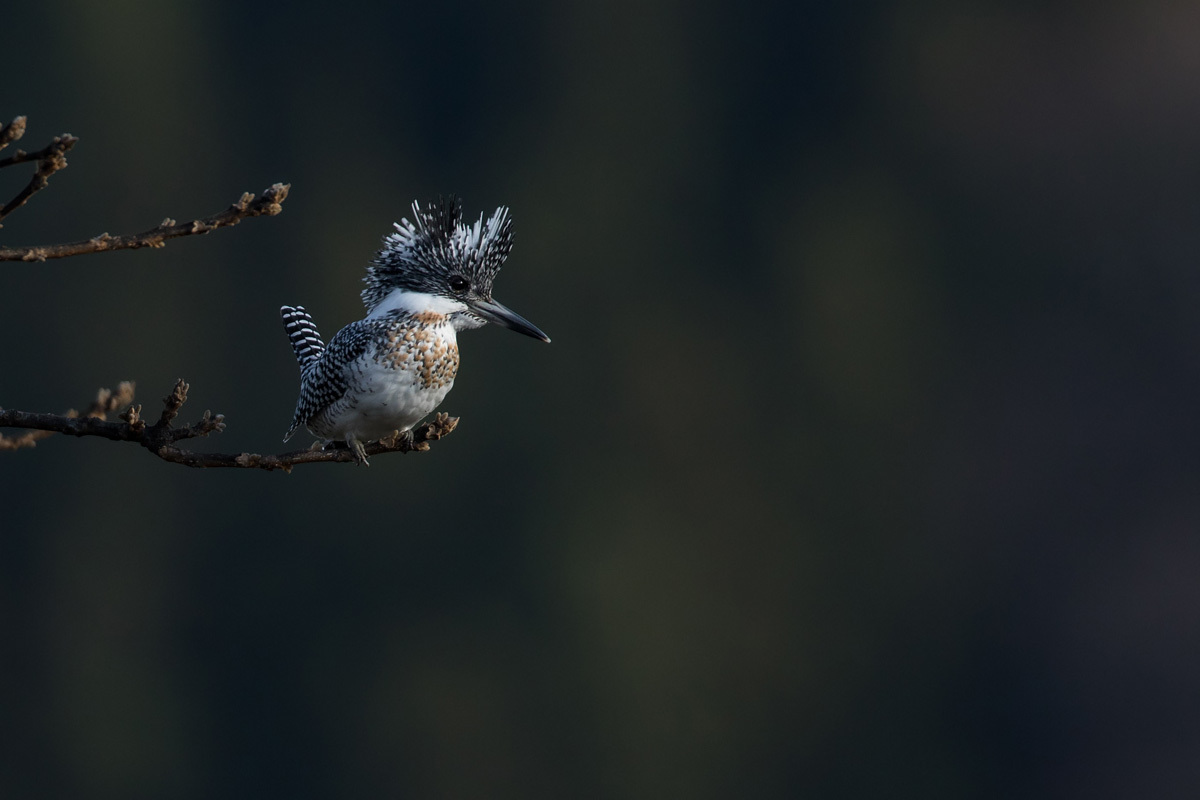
279, 197, 546, 466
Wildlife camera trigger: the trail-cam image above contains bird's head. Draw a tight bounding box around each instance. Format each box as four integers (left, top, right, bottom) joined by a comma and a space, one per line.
362, 197, 550, 342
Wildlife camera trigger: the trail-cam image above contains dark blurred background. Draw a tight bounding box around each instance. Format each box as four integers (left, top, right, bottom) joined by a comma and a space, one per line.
3, 0, 1200, 797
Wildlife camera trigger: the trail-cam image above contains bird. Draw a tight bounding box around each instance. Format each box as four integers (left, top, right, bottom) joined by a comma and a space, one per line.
280, 196, 550, 465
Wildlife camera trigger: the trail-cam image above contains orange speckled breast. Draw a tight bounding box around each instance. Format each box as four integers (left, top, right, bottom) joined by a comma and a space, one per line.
382, 318, 460, 390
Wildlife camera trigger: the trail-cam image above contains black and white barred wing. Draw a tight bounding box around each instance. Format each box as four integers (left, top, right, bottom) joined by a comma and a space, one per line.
282, 317, 375, 442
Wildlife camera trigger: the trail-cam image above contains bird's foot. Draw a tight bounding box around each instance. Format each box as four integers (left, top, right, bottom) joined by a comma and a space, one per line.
343, 436, 370, 466
379, 429, 415, 451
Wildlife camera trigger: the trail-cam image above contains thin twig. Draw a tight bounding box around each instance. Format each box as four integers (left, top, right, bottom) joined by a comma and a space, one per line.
0, 182, 290, 261
0, 132, 78, 224
0, 129, 78, 169
0, 380, 458, 471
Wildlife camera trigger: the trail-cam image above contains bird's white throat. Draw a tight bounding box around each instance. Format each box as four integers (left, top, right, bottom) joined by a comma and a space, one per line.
368, 288, 467, 319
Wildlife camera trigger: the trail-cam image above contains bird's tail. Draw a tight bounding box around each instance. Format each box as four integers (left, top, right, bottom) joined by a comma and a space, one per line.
280, 305, 325, 367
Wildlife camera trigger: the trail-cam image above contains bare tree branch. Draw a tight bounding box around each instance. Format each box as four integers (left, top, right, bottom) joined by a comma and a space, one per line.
0, 182, 290, 261
0, 381, 134, 451
0, 380, 458, 472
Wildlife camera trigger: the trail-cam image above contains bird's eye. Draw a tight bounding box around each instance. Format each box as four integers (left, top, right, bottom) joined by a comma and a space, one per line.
448, 275, 470, 292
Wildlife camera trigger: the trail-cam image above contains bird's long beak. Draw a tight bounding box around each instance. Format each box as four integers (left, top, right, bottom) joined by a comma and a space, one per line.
469, 297, 551, 343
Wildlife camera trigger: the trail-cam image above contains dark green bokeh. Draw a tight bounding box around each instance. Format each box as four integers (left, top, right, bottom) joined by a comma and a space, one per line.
4, 1, 1200, 797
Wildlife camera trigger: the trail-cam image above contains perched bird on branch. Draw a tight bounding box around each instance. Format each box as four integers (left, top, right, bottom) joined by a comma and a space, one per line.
281, 197, 550, 465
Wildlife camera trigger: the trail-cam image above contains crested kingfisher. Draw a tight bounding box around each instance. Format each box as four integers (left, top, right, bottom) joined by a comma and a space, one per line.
280, 197, 550, 465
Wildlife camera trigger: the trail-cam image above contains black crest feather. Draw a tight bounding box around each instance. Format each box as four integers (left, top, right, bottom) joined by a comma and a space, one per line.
362, 197, 515, 312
